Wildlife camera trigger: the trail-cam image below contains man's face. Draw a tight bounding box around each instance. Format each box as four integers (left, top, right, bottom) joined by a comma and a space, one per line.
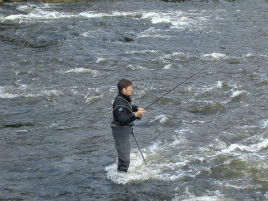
122, 85, 132, 96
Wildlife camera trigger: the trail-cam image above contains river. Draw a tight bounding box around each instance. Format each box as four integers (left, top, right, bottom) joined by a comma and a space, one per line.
0, 0, 267, 200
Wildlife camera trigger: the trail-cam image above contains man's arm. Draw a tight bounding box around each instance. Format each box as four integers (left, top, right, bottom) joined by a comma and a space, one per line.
114, 106, 136, 125
132, 105, 138, 112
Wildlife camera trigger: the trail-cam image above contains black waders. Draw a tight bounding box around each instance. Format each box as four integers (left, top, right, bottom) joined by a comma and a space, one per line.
111, 126, 132, 172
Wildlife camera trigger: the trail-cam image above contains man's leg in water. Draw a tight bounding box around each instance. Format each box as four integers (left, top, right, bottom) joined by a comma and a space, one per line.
112, 126, 131, 172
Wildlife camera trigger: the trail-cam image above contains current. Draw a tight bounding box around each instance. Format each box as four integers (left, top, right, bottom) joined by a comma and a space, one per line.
0, 0, 267, 200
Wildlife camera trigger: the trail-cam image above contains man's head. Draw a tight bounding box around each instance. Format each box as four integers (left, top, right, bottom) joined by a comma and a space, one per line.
117, 79, 132, 96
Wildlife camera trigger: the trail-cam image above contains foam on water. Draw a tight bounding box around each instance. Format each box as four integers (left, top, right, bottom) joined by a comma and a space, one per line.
138, 27, 172, 39
149, 114, 170, 124
2, 7, 215, 36
0, 86, 20, 99
171, 129, 191, 146
107, 129, 268, 185
174, 196, 236, 201
84, 88, 104, 104
105, 141, 189, 184
106, 144, 161, 184
79, 11, 141, 19
140, 11, 208, 30
141, 12, 171, 24
242, 53, 268, 58
126, 50, 158, 55
5, 9, 76, 23
16, 4, 33, 12
220, 182, 263, 190
80, 31, 97, 38
111, 11, 141, 18
201, 53, 226, 60
221, 138, 268, 153
106, 124, 210, 185
79, 11, 113, 18
260, 119, 268, 129
163, 64, 173, 69
125, 64, 147, 71
244, 53, 255, 58
5, 8, 139, 23
216, 80, 227, 89
161, 52, 188, 60
134, 89, 147, 99
85, 95, 103, 104
230, 89, 248, 98
16, 3, 50, 12
96, 57, 107, 63
265, 192, 268, 200
0, 84, 62, 99
186, 80, 248, 105
172, 52, 187, 59
61, 68, 99, 77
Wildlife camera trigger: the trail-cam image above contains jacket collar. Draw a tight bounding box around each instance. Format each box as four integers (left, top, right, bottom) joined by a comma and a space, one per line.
118, 92, 132, 103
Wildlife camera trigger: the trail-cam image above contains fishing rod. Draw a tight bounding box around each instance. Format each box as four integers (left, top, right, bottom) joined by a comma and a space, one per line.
131, 128, 147, 165
144, 34, 265, 110
130, 35, 265, 165
112, 35, 265, 166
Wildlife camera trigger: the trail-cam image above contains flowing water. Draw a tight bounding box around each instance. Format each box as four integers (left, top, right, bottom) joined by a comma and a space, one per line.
0, 0, 268, 200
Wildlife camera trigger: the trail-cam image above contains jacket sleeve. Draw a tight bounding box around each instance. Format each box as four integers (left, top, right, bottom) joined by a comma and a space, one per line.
114, 106, 136, 125
131, 105, 142, 120
132, 105, 138, 112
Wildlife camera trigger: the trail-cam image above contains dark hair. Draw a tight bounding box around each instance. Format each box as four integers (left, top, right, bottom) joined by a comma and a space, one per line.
117, 79, 132, 93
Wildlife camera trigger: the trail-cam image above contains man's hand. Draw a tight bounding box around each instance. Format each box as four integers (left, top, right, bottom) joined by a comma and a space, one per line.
135, 107, 145, 118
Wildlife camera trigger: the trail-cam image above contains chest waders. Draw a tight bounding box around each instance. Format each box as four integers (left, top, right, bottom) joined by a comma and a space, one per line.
111, 96, 133, 172
111, 125, 147, 172
111, 95, 147, 172
111, 125, 132, 172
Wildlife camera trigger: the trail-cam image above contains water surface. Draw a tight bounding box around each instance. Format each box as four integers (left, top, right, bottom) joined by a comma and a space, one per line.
0, 0, 267, 200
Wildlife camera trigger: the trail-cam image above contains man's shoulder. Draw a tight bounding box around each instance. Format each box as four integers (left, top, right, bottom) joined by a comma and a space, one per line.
113, 95, 130, 109
113, 95, 125, 105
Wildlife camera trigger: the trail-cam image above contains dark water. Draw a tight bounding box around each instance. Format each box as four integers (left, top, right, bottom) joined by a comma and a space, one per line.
0, 0, 268, 200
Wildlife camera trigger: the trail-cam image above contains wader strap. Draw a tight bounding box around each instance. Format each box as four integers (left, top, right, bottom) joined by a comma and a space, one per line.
113, 105, 133, 113
116, 96, 132, 111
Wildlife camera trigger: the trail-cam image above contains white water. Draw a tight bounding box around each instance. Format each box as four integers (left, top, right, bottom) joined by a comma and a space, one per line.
106, 121, 268, 185
61, 68, 99, 77
0, 84, 62, 99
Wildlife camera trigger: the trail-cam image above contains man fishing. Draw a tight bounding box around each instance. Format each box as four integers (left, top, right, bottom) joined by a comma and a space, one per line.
111, 79, 145, 172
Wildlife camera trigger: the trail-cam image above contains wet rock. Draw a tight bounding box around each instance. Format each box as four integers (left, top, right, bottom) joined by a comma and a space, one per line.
3, 122, 34, 128
4, 0, 25, 2
42, 0, 83, 2
3, 0, 85, 2
188, 102, 225, 115
124, 36, 133, 42
227, 58, 240, 64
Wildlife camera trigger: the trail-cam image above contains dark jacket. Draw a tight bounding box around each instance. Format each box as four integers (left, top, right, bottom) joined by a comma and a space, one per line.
111, 92, 139, 127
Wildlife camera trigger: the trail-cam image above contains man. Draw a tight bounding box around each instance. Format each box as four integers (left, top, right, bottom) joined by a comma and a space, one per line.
111, 79, 145, 172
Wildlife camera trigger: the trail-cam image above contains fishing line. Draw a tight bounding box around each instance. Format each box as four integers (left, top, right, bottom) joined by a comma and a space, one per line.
131, 127, 147, 165
144, 34, 265, 110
